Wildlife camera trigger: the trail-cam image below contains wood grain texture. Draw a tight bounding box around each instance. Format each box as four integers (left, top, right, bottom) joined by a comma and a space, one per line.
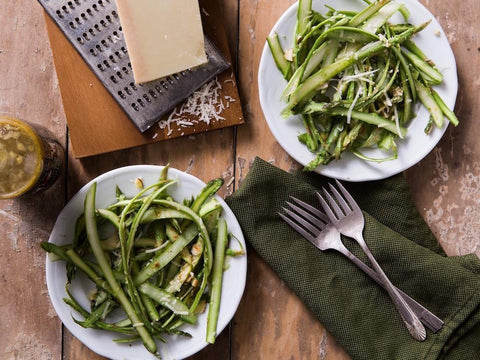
405, 0, 480, 258
2, 0, 480, 359
234, 1, 349, 359
0, 1, 66, 360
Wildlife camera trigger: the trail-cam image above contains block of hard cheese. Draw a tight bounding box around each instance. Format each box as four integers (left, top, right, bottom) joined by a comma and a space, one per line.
115, 0, 208, 84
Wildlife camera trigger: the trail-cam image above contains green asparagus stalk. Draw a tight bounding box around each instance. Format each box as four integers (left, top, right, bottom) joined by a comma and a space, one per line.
206, 218, 228, 344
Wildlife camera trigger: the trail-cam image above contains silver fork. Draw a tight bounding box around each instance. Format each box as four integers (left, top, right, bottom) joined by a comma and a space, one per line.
279, 198, 443, 333
317, 180, 427, 341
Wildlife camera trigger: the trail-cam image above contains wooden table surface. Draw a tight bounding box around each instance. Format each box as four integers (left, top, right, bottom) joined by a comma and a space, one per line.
1, 1, 479, 359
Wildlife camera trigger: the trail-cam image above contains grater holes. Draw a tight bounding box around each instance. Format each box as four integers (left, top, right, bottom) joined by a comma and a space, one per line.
160, 81, 168, 90
131, 103, 140, 111
56, 10, 64, 18
112, 30, 121, 41
124, 86, 132, 95
61, 5, 68, 14
67, 1, 74, 9
39, 0, 229, 128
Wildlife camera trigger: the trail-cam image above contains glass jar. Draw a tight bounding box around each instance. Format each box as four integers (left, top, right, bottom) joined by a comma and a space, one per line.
0, 115, 64, 199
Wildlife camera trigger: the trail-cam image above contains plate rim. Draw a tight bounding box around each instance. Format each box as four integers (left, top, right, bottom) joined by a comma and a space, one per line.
258, 0, 458, 182
45, 164, 247, 360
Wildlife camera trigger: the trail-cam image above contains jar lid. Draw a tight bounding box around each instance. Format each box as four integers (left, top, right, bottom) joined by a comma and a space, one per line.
0, 116, 43, 199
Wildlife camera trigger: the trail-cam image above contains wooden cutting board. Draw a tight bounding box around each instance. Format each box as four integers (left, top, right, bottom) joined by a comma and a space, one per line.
44, 0, 244, 158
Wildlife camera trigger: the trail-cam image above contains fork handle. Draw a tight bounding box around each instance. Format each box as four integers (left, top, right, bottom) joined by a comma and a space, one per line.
353, 234, 427, 341
341, 249, 443, 333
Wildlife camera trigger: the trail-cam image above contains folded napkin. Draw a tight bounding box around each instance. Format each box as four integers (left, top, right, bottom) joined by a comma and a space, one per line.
225, 157, 480, 360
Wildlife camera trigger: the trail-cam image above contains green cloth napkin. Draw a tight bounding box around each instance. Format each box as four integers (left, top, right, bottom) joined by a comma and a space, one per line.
225, 157, 480, 360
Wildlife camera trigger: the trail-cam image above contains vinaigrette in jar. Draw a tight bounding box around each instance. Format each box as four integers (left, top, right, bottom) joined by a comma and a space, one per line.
0, 116, 63, 199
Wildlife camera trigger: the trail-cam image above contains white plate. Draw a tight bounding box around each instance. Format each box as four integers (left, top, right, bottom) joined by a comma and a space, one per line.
46, 165, 247, 360
258, 0, 458, 181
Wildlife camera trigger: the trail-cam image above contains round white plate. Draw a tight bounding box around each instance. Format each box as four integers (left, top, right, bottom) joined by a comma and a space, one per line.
46, 165, 247, 360
258, 0, 458, 181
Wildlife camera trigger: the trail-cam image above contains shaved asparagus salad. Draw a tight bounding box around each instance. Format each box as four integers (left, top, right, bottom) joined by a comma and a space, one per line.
41, 165, 243, 357
268, 0, 459, 170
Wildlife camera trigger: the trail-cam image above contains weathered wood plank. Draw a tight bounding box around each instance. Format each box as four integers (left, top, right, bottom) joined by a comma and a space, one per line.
3, 0, 480, 359
0, 1, 67, 359
233, 0, 350, 359
405, 0, 480, 259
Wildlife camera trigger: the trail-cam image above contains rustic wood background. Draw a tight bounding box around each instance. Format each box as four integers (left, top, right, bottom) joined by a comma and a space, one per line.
1, 0, 479, 359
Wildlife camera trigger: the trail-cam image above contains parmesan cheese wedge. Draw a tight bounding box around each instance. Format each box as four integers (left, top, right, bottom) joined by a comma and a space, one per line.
115, 0, 208, 84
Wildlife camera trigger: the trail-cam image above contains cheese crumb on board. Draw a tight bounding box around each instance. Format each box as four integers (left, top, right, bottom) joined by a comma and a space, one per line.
158, 78, 235, 135
115, 0, 207, 84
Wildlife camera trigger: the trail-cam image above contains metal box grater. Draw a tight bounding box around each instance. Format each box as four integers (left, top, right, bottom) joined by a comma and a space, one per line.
37, 0, 230, 132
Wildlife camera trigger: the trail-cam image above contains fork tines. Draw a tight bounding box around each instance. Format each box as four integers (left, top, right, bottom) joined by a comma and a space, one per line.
279, 197, 328, 242
316, 180, 359, 221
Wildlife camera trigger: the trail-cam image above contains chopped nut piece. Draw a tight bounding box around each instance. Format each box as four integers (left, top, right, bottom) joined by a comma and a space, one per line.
134, 177, 144, 189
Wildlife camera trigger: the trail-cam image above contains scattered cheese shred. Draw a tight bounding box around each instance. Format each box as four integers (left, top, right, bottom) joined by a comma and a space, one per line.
158, 78, 233, 136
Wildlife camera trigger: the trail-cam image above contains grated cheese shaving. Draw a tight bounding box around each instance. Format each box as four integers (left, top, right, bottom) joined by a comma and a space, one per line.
158, 78, 233, 135
338, 69, 378, 87
145, 241, 170, 254
393, 105, 403, 139
347, 87, 363, 124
